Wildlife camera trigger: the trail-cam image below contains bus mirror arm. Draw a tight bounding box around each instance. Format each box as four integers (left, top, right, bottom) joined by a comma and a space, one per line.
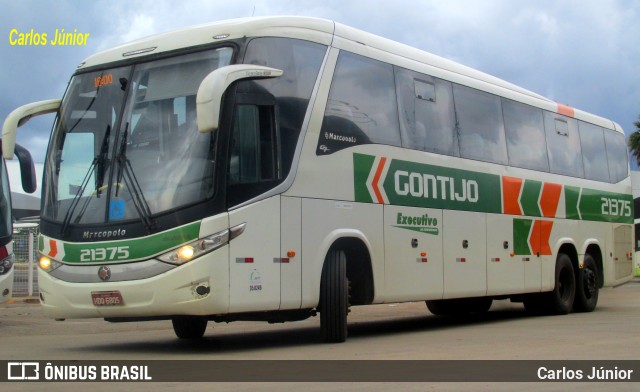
196, 65, 283, 133
2, 99, 61, 159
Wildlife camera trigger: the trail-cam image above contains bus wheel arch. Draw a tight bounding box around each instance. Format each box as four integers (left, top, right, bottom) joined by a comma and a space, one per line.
330, 237, 375, 306
316, 234, 375, 306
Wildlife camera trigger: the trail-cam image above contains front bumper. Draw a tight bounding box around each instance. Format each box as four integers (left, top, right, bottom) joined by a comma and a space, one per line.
38, 246, 230, 319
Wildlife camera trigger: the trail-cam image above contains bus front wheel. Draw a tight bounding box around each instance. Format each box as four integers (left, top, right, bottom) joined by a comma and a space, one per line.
319, 249, 349, 343
172, 316, 208, 339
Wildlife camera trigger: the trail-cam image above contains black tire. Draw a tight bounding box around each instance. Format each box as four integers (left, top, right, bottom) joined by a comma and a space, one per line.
573, 254, 599, 312
172, 317, 208, 339
426, 299, 456, 316
320, 249, 349, 343
545, 253, 576, 315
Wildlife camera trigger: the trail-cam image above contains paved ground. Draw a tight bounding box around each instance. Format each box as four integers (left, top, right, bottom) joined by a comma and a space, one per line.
2, 278, 640, 391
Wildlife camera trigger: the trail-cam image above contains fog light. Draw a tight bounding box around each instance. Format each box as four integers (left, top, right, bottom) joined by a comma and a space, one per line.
38, 254, 62, 273
177, 245, 195, 261
39, 256, 51, 270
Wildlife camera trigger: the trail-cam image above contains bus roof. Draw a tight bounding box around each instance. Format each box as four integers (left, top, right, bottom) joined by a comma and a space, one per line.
78, 16, 619, 132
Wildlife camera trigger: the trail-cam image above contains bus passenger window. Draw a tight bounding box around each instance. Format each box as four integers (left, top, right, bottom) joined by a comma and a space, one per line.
544, 112, 584, 178
319, 51, 400, 154
453, 84, 508, 165
394, 67, 458, 156
503, 98, 549, 172
578, 121, 610, 182
604, 129, 629, 183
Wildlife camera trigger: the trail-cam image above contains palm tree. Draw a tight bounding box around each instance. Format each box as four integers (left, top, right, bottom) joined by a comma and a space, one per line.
629, 116, 640, 166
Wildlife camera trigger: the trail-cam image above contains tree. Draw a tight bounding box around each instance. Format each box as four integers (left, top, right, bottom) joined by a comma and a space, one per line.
629, 116, 640, 166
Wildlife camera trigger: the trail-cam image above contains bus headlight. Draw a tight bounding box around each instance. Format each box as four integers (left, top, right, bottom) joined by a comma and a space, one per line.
157, 229, 229, 265
38, 254, 63, 273
0, 255, 13, 275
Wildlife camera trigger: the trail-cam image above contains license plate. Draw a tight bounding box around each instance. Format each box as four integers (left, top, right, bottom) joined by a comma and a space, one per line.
91, 291, 124, 306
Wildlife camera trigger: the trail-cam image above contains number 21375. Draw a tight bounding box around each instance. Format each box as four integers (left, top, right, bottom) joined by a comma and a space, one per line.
80, 246, 129, 262
601, 198, 631, 217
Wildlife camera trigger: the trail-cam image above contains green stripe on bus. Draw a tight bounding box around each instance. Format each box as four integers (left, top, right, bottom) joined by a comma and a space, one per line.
565, 186, 581, 220
578, 188, 633, 224
513, 218, 533, 255
353, 153, 632, 224
41, 221, 201, 264
353, 153, 375, 204
381, 158, 502, 213
520, 180, 542, 217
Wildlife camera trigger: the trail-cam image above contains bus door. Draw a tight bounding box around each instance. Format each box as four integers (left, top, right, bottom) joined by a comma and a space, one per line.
228, 196, 281, 313
227, 93, 284, 312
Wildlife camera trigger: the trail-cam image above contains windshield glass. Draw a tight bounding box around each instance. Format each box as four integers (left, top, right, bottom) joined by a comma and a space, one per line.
42, 65, 130, 225
42, 47, 233, 227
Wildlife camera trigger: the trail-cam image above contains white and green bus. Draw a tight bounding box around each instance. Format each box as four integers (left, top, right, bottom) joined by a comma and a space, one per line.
2, 17, 633, 342
0, 142, 37, 304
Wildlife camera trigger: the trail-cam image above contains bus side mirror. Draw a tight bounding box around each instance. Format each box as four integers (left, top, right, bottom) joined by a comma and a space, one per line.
196, 65, 283, 133
2, 99, 61, 159
0, 141, 37, 194
14, 143, 37, 194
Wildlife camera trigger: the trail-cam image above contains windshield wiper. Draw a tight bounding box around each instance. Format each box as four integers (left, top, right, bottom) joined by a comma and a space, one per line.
59, 125, 111, 237
115, 123, 156, 232
95, 125, 111, 196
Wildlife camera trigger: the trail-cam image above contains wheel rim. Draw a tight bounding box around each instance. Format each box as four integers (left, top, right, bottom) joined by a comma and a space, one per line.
583, 267, 597, 299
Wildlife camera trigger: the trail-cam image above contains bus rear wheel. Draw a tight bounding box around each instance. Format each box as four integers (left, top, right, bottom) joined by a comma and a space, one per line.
172, 316, 208, 339
573, 254, 599, 312
319, 249, 349, 343
544, 253, 576, 315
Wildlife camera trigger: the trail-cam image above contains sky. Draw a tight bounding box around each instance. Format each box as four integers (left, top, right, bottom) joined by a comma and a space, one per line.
1, 0, 639, 168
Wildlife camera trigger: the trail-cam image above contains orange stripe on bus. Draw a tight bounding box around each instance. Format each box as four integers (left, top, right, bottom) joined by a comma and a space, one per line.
502, 176, 523, 215
540, 182, 562, 218
557, 103, 575, 118
49, 239, 58, 258
372, 157, 387, 204
529, 220, 553, 256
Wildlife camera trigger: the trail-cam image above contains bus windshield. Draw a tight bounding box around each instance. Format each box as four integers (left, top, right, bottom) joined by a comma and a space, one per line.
42, 47, 233, 228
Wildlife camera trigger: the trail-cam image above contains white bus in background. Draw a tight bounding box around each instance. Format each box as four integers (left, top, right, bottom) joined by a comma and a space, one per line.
0, 142, 36, 303
632, 171, 640, 276
2, 17, 633, 342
